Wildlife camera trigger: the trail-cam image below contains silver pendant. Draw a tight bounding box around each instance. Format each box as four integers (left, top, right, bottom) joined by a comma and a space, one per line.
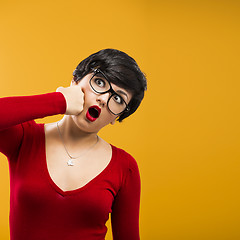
67, 159, 74, 166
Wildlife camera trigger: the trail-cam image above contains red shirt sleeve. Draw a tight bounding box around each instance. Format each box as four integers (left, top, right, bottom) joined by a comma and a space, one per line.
111, 154, 141, 240
0, 92, 66, 158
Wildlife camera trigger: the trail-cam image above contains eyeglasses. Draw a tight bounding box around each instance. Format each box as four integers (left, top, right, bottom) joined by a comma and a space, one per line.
89, 68, 130, 115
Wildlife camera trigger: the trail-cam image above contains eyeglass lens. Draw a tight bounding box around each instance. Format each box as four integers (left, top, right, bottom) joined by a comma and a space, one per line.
90, 71, 128, 115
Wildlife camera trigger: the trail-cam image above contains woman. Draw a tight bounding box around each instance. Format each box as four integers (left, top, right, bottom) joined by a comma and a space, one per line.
0, 49, 147, 240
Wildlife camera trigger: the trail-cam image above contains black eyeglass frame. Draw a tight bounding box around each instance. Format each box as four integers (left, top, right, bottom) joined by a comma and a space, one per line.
89, 68, 130, 116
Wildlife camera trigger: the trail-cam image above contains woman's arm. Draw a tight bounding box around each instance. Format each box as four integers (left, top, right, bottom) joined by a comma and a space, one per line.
0, 92, 66, 131
0, 92, 66, 158
0, 84, 84, 159
111, 156, 141, 240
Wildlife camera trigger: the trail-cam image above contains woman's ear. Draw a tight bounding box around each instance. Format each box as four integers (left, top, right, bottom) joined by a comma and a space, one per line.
71, 79, 77, 86
110, 118, 117, 125
110, 116, 119, 125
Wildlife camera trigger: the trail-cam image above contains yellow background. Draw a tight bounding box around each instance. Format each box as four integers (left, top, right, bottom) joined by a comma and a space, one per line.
0, 0, 240, 239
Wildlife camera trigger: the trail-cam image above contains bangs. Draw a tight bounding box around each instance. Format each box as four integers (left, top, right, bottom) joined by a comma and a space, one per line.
103, 67, 140, 94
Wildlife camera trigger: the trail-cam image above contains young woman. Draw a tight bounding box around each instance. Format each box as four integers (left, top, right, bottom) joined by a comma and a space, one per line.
0, 49, 147, 240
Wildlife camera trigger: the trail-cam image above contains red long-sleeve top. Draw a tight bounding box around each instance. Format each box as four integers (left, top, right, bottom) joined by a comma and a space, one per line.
0, 92, 141, 240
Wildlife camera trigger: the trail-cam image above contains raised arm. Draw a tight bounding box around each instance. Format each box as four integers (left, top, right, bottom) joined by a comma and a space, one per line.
0, 84, 85, 158
0, 92, 66, 158
0, 92, 66, 131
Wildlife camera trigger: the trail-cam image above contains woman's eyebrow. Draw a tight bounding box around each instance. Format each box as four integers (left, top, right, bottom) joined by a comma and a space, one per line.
115, 90, 129, 100
95, 73, 106, 79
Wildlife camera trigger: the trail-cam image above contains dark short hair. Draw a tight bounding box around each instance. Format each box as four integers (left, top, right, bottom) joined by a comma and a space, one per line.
73, 48, 147, 122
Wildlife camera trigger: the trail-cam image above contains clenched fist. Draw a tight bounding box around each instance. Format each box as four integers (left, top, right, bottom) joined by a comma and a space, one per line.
56, 85, 84, 115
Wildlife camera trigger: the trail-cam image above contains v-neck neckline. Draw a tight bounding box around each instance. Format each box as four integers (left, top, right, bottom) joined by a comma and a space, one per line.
41, 123, 115, 196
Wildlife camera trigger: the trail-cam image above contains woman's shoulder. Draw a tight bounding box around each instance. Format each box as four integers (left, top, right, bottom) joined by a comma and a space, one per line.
19, 120, 45, 140
21, 119, 42, 130
111, 144, 139, 171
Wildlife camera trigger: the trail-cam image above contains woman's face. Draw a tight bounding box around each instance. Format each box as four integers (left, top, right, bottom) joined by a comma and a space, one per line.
70, 72, 132, 134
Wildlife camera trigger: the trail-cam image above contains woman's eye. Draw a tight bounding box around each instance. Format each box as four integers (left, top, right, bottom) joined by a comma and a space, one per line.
94, 78, 105, 88
113, 94, 123, 104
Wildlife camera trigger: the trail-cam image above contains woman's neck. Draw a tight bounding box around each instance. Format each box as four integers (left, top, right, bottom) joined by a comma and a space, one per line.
57, 115, 98, 150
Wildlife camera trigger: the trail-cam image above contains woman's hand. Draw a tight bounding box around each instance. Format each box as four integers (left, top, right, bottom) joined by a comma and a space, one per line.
56, 85, 84, 115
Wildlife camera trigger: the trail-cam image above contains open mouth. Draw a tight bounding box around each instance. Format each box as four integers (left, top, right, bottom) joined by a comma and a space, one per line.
86, 105, 101, 122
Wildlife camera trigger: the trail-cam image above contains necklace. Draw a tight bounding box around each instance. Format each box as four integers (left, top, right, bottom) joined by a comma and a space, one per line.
56, 121, 99, 166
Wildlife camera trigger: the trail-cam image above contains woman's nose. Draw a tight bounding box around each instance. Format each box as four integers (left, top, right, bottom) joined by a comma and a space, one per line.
96, 93, 110, 107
